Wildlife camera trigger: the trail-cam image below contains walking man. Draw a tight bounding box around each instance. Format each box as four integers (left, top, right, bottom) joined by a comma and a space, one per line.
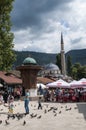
24, 89, 30, 114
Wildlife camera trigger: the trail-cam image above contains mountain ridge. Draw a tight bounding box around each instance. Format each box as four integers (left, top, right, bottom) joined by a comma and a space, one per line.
14, 49, 86, 67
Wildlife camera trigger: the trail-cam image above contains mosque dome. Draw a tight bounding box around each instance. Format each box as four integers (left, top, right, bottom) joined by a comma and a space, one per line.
44, 63, 60, 71
23, 57, 37, 65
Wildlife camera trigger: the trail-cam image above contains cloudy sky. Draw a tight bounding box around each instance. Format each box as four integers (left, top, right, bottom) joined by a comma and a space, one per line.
11, 0, 86, 53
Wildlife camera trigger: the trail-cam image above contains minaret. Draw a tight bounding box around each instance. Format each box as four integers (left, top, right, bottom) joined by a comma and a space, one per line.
60, 32, 66, 76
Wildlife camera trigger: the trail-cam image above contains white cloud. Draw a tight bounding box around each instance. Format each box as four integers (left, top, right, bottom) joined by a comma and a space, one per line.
13, 0, 86, 53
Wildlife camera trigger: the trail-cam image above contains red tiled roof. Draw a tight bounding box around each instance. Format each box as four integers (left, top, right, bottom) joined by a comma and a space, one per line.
0, 71, 54, 85
37, 77, 54, 85
0, 71, 22, 85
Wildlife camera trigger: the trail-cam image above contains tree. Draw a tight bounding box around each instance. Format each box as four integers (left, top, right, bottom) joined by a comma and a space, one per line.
0, 0, 16, 71
71, 66, 78, 79
71, 63, 86, 80
66, 55, 72, 76
71, 63, 81, 79
73, 63, 81, 69
77, 65, 86, 79
56, 53, 61, 70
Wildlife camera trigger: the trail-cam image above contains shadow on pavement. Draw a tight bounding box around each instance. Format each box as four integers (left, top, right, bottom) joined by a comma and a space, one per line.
77, 103, 86, 120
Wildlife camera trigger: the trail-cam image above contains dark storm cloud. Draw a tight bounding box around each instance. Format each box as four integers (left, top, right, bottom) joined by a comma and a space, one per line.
71, 37, 82, 44
11, 0, 73, 31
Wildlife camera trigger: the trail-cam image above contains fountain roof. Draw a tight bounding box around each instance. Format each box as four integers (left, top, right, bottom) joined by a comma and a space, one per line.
23, 57, 37, 65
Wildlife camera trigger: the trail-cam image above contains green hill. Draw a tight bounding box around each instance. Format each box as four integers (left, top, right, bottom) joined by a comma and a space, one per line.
66, 49, 86, 65
14, 51, 57, 67
14, 49, 86, 67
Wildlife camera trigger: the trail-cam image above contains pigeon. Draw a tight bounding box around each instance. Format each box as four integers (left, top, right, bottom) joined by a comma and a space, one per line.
54, 113, 57, 116
44, 109, 47, 114
16, 113, 21, 120
48, 107, 53, 112
53, 110, 56, 113
37, 115, 42, 119
13, 114, 16, 119
0, 120, 2, 124
30, 113, 34, 118
65, 107, 71, 111
10, 114, 16, 120
7, 114, 15, 120
23, 120, 26, 126
5, 120, 10, 125
59, 111, 61, 114
33, 114, 37, 117
69, 107, 72, 110
30, 113, 37, 118
74, 107, 78, 109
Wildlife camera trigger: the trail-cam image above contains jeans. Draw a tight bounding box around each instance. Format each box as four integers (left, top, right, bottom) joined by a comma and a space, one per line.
24, 100, 29, 114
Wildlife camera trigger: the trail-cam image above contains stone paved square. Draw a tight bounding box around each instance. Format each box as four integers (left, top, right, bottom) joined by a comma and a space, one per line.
0, 101, 86, 130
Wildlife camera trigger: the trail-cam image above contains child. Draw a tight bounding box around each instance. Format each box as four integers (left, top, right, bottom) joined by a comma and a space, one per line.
7, 93, 14, 114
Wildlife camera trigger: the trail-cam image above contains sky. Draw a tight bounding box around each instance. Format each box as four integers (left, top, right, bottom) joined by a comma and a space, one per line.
11, 0, 86, 54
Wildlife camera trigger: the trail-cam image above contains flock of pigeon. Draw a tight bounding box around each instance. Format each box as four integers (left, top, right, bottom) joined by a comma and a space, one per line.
0, 102, 78, 127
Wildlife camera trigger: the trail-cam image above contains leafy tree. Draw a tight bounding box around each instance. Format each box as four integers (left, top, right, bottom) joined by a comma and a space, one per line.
0, 0, 16, 71
71, 63, 81, 79
73, 63, 81, 69
77, 65, 86, 79
71, 63, 86, 80
71, 66, 78, 79
66, 55, 72, 76
56, 53, 61, 70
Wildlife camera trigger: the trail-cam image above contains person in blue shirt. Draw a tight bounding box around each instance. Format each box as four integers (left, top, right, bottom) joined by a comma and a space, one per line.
38, 85, 43, 95
24, 89, 30, 114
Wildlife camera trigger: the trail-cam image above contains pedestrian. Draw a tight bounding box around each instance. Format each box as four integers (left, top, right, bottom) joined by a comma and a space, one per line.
7, 93, 14, 114
24, 89, 30, 114
38, 96, 42, 109
38, 85, 43, 95
3, 91, 8, 103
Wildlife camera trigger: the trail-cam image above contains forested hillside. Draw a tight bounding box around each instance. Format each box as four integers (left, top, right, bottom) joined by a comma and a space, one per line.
66, 49, 86, 65
14, 49, 86, 68
14, 51, 57, 67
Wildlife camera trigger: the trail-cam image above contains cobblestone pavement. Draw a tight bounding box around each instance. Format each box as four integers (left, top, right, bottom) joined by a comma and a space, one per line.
0, 101, 86, 130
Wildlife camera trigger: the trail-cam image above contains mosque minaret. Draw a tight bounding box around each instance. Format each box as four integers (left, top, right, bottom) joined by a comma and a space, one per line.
60, 32, 66, 76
